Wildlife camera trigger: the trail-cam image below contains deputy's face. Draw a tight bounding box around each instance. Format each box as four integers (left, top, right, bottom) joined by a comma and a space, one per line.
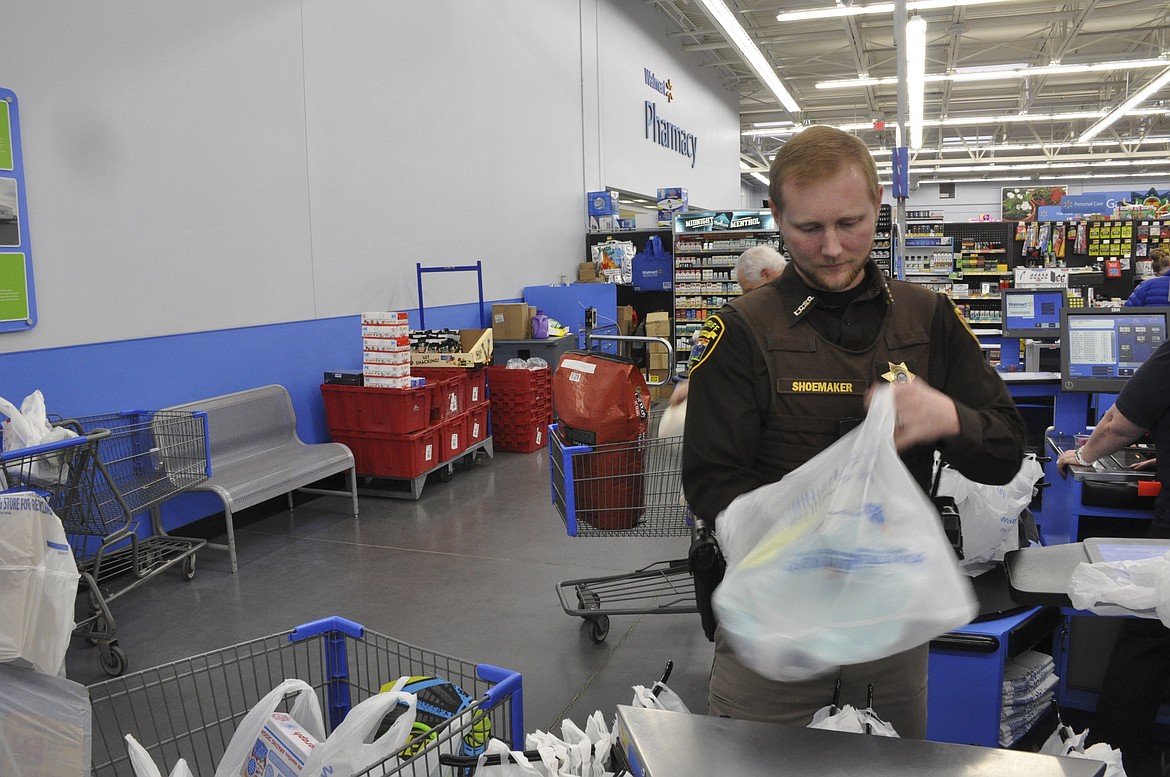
775, 165, 881, 292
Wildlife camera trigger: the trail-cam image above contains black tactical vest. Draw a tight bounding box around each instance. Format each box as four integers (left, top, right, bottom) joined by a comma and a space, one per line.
728, 280, 941, 489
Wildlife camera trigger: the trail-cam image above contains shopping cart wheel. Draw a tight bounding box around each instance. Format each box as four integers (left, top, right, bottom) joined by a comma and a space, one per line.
84, 615, 113, 646
99, 643, 128, 677
182, 554, 197, 581
585, 615, 610, 644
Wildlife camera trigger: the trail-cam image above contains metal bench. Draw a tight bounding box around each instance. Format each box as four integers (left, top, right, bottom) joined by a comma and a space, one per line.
163, 384, 358, 573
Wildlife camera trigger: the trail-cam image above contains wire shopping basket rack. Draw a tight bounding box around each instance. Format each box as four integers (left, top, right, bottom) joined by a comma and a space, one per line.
0, 409, 210, 675
549, 409, 698, 643
87, 616, 524, 777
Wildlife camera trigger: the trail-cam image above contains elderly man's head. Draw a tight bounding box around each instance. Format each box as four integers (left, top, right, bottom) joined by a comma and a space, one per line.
735, 244, 788, 291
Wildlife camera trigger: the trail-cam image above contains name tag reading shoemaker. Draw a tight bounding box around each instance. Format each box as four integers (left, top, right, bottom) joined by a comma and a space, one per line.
778, 379, 866, 394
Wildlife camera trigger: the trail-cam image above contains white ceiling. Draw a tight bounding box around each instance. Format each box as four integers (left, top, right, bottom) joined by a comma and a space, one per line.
649, 0, 1170, 187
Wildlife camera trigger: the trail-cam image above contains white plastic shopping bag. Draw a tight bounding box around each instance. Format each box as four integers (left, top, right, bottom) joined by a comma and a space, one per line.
713, 384, 978, 682
808, 704, 899, 737
937, 455, 1043, 572
631, 683, 689, 713
0, 492, 81, 677
0, 391, 78, 485
125, 734, 194, 777
304, 681, 417, 777
0, 663, 92, 777
212, 679, 325, 777
1067, 551, 1170, 624
1040, 723, 1127, 777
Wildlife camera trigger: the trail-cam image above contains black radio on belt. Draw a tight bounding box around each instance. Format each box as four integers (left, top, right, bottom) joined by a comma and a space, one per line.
929, 463, 964, 559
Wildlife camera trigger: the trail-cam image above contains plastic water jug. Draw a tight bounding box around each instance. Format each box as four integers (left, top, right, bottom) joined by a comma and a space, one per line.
532, 310, 549, 339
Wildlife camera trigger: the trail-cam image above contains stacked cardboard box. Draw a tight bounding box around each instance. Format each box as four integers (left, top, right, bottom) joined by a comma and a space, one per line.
644, 311, 673, 400
362, 312, 412, 388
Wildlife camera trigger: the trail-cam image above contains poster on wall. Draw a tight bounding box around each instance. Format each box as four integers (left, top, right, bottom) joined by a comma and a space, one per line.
0, 88, 36, 331
1000, 186, 1067, 222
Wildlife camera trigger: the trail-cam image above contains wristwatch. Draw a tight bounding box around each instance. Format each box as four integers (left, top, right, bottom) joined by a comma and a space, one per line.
1073, 447, 1090, 467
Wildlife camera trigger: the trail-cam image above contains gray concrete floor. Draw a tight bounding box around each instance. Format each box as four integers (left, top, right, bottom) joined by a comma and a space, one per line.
66, 446, 714, 734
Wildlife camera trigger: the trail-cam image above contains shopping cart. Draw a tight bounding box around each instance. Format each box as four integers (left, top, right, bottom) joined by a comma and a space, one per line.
87, 615, 524, 777
0, 410, 210, 675
549, 406, 700, 644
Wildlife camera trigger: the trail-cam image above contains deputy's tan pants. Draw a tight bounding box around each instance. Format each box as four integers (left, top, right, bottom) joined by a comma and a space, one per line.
707, 628, 930, 739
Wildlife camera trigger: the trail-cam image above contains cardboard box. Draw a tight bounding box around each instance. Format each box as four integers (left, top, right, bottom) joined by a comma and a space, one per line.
617, 305, 635, 336
657, 187, 689, 227
578, 262, 597, 281
648, 370, 673, 401
645, 311, 671, 337
245, 711, 318, 777
411, 328, 493, 367
587, 215, 615, 232
492, 304, 531, 340
587, 190, 620, 216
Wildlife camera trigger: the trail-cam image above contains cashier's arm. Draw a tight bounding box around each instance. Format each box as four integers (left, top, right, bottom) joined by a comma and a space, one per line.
1055, 405, 1147, 476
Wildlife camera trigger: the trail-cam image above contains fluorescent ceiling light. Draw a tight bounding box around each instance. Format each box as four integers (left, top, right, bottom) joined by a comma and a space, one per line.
696, 0, 801, 114
751, 172, 770, 185
907, 16, 927, 151
777, 0, 1009, 23
816, 58, 1170, 90
1079, 66, 1170, 142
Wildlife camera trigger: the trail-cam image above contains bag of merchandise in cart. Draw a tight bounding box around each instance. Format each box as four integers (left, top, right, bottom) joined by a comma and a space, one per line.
0, 391, 78, 485
209, 677, 418, 777
0, 492, 80, 677
125, 733, 194, 777
0, 662, 92, 777
713, 384, 977, 682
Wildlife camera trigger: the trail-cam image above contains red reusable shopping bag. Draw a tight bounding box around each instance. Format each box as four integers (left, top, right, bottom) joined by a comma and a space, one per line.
553, 352, 651, 530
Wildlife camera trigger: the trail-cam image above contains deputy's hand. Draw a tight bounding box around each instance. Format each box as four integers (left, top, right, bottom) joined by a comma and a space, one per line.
867, 379, 960, 452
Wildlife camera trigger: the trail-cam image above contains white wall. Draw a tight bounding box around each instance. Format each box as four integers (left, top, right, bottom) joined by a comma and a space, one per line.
592, 2, 741, 209
7, 0, 722, 353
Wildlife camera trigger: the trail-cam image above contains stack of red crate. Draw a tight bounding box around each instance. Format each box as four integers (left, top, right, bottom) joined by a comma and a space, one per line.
484, 366, 552, 453
321, 366, 490, 478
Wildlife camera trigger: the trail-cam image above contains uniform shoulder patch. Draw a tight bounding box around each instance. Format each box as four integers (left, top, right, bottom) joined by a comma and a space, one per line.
688, 315, 725, 373
945, 295, 980, 344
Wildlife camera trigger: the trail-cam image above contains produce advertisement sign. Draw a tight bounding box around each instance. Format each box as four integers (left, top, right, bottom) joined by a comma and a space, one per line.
1001, 186, 1067, 222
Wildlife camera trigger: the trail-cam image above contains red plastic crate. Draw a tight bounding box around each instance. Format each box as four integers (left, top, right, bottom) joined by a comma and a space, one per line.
329, 426, 439, 479
465, 405, 489, 445
493, 419, 549, 453
321, 383, 433, 435
413, 368, 468, 421
466, 367, 488, 407
437, 414, 466, 462
485, 366, 551, 400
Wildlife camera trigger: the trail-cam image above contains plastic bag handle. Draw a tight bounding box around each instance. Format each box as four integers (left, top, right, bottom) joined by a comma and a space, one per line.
213, 679, 324, 777
303, 689, 417, 776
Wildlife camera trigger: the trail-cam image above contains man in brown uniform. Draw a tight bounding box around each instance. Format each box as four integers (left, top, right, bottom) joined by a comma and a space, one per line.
682, 125, 1025, 738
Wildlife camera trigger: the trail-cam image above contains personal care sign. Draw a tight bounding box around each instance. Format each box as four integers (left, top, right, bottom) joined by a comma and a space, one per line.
0, 88, 35, 331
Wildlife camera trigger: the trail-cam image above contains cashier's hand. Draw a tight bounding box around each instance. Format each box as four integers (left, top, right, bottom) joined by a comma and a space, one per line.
866, 379, 960, 452
1132, 457, 1157, 472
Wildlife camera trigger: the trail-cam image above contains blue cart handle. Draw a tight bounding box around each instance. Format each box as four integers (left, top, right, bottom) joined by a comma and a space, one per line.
288, 615, 365, 642
0, 427, 107, 463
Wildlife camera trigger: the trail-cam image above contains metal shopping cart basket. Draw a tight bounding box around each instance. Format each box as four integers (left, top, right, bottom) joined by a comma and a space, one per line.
549, 405, 700, 644
87, 616, 524, 777
0, 410, 210, 675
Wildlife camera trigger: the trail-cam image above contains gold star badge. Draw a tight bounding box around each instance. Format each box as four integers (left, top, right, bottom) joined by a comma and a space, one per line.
882, 362, 916, 384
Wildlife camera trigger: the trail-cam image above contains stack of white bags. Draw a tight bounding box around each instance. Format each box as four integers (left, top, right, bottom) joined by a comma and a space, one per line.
999, 650, 1058, 747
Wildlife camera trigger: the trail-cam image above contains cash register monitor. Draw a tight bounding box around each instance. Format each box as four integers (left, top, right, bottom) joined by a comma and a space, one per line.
1001, 288, 1065, 339
1060, 306, 1170, 393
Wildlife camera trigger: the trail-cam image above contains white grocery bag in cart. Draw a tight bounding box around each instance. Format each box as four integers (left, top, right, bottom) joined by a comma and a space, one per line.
0, 391, 78, 485
0, 492, 81, 677
713, 384, 978, 682
210, 677, 417, 777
